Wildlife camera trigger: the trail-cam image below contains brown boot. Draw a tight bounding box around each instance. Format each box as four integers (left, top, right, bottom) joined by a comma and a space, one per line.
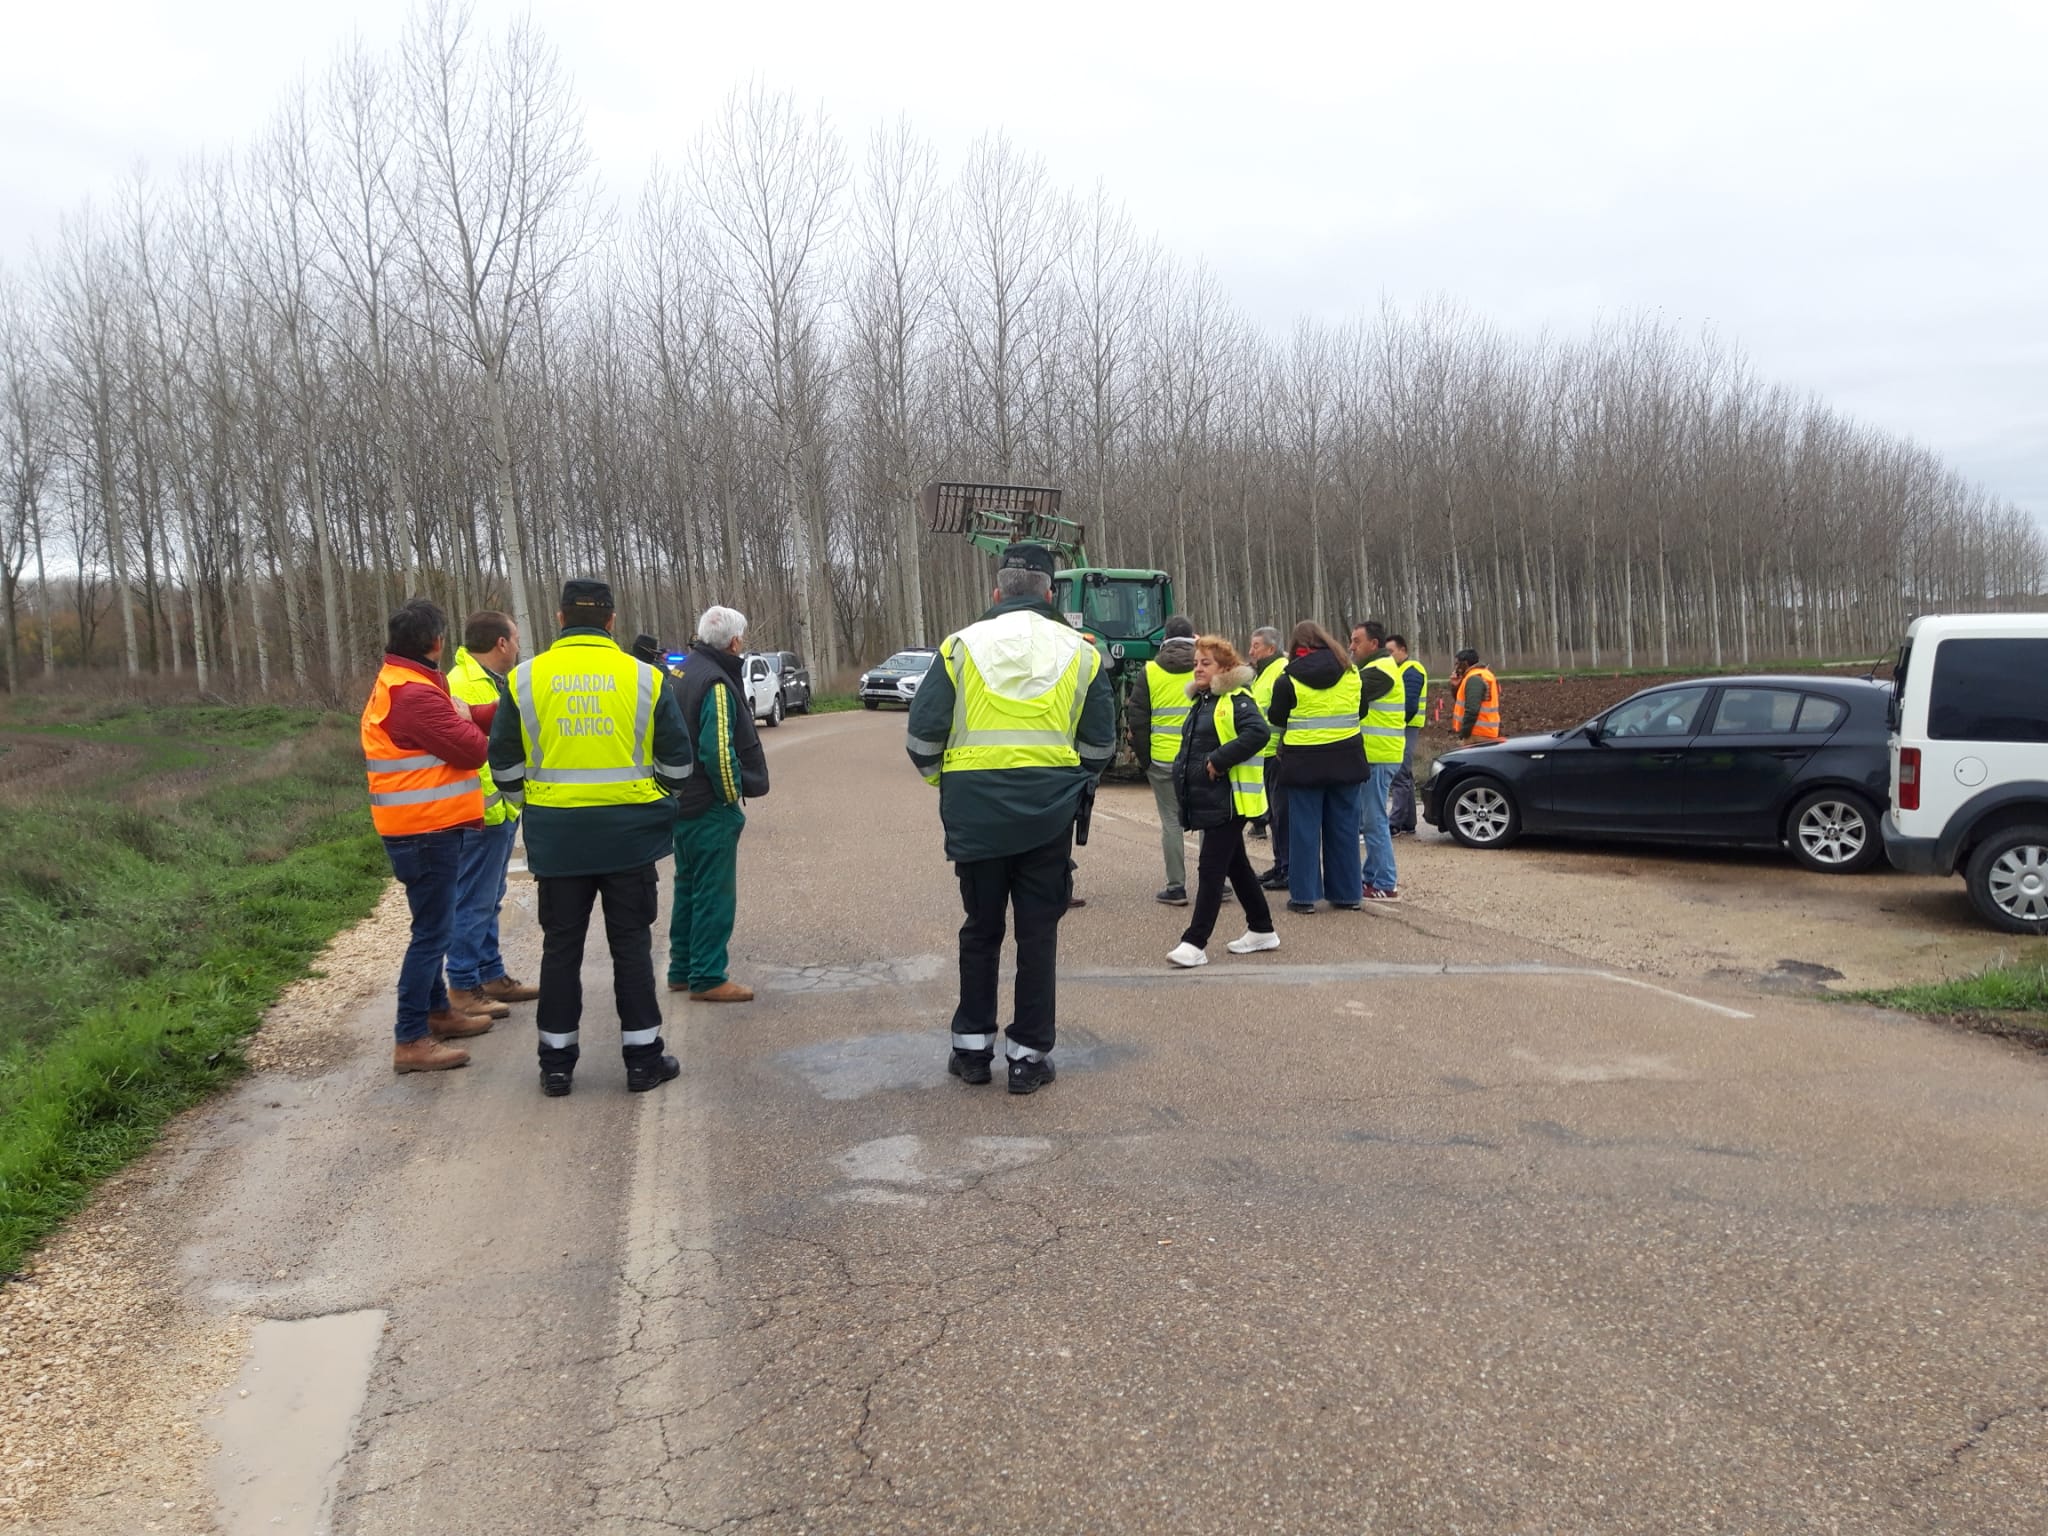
482, 975, 541, 1003
449, 987, 511, 1020
394, 1037, 470, 1073
428, 1008, 494, 1039
689, 981, 755, 1003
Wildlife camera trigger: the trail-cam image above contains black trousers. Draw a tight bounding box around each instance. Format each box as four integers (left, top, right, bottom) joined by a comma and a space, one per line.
1182, 817, 1274, 948
535, 864, 665, 1075
950, 829, 1073, 1062
1263, 758, 1289, 874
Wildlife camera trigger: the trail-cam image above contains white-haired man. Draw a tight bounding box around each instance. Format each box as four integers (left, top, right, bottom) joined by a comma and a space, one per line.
665, 604, 771, 1002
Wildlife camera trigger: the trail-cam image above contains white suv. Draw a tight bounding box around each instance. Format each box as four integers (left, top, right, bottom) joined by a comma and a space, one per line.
1882, 612, 2048, 933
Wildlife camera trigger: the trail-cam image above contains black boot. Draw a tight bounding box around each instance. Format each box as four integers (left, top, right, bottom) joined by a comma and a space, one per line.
627, 1054, 681, 1093
1007, 1056, 1056, 1095
947, 1050, 993, 1086
540, 1070, 573, 1098
1259, 867, 1290, 890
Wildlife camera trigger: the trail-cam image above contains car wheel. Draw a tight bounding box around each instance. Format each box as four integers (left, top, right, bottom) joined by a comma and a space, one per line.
1446, 777, 1520, 850
1965, 825, 2048, 935
1786, 789, 1882, 874
767, 694, 784, 728
862, 700, 877, 711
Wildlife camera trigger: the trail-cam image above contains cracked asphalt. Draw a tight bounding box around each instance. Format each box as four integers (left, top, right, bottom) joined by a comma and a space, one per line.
154, 712, 2048, 1532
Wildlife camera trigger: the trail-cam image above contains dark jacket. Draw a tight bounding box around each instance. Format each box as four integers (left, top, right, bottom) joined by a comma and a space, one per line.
487, 628, 691, 878
905, 594, 1119, 864
1172, 666, 1270, 830
1266, 645, 1371, 787
1126, 635, 1197, 768
670, 642, 770, 816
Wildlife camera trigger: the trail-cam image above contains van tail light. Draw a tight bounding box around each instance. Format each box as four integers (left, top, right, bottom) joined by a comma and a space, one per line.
1898, 747, 1921, 812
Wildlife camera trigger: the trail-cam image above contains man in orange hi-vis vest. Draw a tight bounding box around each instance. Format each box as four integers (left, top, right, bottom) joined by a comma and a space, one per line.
1451, 647, 1504, 744
361, 597, 500, 1074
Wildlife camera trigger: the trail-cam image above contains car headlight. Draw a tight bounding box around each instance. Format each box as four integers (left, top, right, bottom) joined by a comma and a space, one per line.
859, 674, 871, 687
900, 676, 921, 693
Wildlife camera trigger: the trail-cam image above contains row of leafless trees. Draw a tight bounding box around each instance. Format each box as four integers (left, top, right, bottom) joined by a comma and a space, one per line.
1, 3, 2039, 698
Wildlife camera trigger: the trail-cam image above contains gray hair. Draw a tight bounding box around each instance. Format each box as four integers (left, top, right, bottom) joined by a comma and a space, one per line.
696, 604, 748, 650
1252, 626, 1282, 650
995, 568, 1052, 601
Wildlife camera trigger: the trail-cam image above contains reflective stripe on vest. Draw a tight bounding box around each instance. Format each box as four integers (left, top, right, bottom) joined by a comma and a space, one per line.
1398, 658, 1429, 730
938, 611, 1099, 774
1362, 656, 1406, 764
447, 646, 517, 826
1454, 666, 1504, 742
1144, 659, 1190, 763
1211, 687, 1269, 819
361, 664, 486, 836
1249, 658, 1282, 759
510, 636, 667, 809
1282, 668, 1364, 750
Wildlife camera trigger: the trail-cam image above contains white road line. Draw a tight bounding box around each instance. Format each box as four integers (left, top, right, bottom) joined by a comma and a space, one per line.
1065, 960, 1754, 1019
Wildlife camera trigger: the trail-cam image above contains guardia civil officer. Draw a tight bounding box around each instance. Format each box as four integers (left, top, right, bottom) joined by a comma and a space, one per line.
489, 579, 693, 1097
907, 544, 1118, 1094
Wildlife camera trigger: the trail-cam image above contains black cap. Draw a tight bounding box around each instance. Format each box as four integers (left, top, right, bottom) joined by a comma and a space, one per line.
629, 634, 662, 665
560, 578, 614, 616
998, 543, 1057, 579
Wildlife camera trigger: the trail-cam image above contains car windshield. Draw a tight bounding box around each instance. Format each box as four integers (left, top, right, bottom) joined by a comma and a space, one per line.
881, 652, 933, 671
1077, 579, 1164, 641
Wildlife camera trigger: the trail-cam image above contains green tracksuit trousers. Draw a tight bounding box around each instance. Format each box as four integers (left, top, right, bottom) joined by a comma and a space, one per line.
668, 803, 743, 992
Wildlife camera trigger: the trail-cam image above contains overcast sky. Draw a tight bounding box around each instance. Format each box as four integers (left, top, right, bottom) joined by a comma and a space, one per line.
4, 0, 2043, 514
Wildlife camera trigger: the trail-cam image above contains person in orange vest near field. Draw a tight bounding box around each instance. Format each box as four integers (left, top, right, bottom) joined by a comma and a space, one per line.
1451, 647, 1504, 744
361, 597, 500, 1074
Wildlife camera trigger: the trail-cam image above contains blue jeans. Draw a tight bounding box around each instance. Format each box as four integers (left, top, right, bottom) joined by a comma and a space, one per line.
1360, 763, 1398, 893
448, 817, 517, 990
1286, 783, 1364, 906
383, 830, 462, 1043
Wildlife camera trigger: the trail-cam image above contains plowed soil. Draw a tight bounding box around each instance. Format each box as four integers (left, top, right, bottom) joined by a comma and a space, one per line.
1419, 663, 1892, 746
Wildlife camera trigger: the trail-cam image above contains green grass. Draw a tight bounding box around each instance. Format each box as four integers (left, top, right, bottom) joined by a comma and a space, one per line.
0, 702, 387, 1275
808, 693, 863, 714
1858, 959, 2048, 1032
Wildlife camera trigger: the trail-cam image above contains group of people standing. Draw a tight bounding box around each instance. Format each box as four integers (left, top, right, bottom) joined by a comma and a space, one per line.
361, 580, 769, 1090
1130, 615, 1503, 969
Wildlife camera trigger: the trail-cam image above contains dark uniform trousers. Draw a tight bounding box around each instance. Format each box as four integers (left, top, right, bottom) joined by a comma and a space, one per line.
950, 828, 1073, 1063
535, 864, 666, 1075
1263, 757, 1289, 874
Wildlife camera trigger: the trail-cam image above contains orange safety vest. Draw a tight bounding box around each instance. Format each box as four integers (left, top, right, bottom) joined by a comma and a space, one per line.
1454, 666, 1503, 743
361, 663, 485, 836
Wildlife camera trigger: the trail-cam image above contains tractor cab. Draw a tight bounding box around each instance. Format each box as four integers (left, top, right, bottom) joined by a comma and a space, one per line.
1055, 568, 1173, 670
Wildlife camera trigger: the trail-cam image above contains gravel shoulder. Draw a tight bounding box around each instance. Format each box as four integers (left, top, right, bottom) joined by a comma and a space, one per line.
0, 883, 411, 1533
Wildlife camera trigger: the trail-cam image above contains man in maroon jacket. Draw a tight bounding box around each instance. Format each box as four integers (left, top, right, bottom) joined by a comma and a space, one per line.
362, 598, 502, 1073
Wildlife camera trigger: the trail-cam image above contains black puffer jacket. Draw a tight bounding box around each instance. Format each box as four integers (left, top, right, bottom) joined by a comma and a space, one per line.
1267, 645, 1371, 788
1172, 666, 1271, 830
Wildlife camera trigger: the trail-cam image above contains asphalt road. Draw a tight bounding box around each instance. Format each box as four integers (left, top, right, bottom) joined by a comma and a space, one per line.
174, 711, 2048, 1533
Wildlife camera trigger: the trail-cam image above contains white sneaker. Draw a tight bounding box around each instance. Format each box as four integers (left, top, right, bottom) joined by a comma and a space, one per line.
1167, 942, 1209, 969
1226, 930, 1281, 955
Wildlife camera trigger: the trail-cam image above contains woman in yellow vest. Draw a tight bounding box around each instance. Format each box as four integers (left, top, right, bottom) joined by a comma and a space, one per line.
1166, 637, 1277, 967
1265, 621, 1370, 911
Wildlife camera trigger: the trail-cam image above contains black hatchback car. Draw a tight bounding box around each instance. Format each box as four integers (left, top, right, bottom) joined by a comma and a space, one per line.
1423, 676, 1892, 873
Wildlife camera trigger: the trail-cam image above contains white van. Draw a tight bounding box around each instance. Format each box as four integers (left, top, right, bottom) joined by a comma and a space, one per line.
1882, 613, 2048, 933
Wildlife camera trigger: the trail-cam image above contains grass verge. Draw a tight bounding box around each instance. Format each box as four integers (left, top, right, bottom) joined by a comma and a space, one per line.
0, 704, 386, 1276
1498, 656, 1887, 682
1857, 958, 2048, 1046
808, 693, 863, 714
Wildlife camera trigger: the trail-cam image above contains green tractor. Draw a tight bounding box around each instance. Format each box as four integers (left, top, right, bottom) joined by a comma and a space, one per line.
922, 481, 1174, 774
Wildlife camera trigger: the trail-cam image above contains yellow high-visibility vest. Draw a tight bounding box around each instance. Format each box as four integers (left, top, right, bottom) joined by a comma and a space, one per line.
1362, 656, 1406, 765
926, 610, 1100, 782
447, 646, 518, 826
1281, 668, 1363, 749
1143, 659, 1190, 763
1398, 658, 1429, 730
1211, 687, 1269, 819
1249, 658, 1282, 759
504, 635, 674, 810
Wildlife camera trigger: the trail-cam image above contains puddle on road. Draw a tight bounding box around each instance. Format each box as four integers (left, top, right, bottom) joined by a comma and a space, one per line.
778, 1026, 1137, 1100
828, 1133, 1057, 1206
208, 1308, 387, 1536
